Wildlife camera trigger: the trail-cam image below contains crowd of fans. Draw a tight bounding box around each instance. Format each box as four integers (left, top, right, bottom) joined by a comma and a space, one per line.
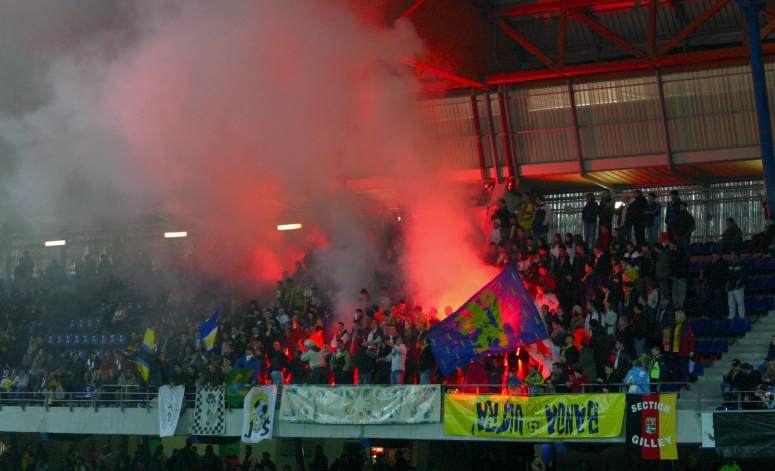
0, 189, 771, 406
718, 333, 775, 410
484, 189, 758, 394
7, 440, 414, 471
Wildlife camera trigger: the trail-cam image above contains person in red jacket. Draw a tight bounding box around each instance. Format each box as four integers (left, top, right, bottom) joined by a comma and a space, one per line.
663, 310, 695, 387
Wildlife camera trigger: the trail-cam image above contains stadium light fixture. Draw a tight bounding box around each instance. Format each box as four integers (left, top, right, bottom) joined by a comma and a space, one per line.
44, 240, 66, 247
164, 231, 188, 238
277, 223, 303, 231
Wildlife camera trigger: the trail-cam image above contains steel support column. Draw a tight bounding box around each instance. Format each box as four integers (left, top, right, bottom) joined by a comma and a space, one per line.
739, 0, 775, 217
470, 91, 490, 182
655, 70, 674, 169
497, 86, 518, 184
484, 91, 502, 182
567, 80, 585, 175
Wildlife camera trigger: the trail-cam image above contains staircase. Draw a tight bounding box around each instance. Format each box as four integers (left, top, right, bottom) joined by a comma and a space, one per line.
693, 311, 775, 409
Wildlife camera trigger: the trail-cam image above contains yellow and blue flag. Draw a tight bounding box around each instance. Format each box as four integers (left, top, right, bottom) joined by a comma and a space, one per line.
141, 327, 157, 354
136, 355, 151, 383
426, 265, 549, 377
199, 311, 219, 352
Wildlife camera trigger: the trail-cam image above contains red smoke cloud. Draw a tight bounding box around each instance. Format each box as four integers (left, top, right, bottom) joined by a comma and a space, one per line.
32, 0, 497, 312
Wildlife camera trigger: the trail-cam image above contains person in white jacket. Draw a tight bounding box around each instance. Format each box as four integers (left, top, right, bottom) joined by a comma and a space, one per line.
387, 337, 407, 385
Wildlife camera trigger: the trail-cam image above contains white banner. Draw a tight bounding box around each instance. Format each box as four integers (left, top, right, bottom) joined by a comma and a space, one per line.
191, 385, 226, 435
701, 412, 716, 448
241, 386, 277, 444
158, 385, 185, 437
279, 385, 441, 425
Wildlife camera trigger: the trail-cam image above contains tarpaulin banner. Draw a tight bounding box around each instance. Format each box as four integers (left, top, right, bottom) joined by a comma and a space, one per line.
241, 386, 277, 444
191, 385, 226, 436
444, 393, 625, 439
714, 411, 775, 459
426, 265, 549, 377
625, 393, 678, 460
279, 385, 441, 425
158, 385, 185, 437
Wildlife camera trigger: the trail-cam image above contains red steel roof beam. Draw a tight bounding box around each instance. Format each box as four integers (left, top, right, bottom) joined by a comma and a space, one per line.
498, 0, 643, 16
399, 0, 430, 19
569, 8, 644, 57
407, 60, 488, 89
658, 0, 730, 55
495, 17, 555, 67
487, 44, 775, 84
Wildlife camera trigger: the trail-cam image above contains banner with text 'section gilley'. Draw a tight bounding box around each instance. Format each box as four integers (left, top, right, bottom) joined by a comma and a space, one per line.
444, 393, 625, 439
625, 393, 678, 460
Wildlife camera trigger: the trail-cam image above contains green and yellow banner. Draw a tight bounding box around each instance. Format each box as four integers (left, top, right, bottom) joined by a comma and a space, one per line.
444, 393, 626, 439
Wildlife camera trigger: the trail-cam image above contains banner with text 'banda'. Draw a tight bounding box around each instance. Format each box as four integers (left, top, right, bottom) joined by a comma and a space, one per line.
444, 393, 625, 439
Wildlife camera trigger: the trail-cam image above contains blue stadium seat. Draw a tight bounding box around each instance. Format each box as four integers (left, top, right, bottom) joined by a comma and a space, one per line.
694, 319, 711, 336
696, 340, 711, 355
731, 318, 751, 334
90, 335, 99, 346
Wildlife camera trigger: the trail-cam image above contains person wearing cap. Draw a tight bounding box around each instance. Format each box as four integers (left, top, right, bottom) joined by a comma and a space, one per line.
301, 341, 327, 385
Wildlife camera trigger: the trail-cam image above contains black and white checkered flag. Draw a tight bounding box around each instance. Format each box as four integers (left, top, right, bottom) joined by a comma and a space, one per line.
191, 385, 226, 435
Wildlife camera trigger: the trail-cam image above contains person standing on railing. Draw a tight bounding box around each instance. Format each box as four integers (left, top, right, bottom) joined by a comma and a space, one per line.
644, 192, 662, 248
417, 335, 435, 385
301, 340, 327, 385
533, 196, 552, 242
582, 193, 599, 250
628, 189, 648, 247
353, 338, 376, 385
329, 339, 352, 385
385, 336, 407, 385
268, 340, 288, 386
726, 251, 746, 320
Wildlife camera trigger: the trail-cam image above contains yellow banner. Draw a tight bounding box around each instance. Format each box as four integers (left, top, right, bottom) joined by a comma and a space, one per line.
444, 393, 626, 439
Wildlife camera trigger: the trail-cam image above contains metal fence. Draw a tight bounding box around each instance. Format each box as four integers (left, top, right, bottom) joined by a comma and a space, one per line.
544, 180, 767, 242
0, 383, 770, 412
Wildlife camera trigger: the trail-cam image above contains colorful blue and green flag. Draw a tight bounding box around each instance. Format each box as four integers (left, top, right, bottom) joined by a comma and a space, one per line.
427, 265, 549, 377
225, 367, 254, 408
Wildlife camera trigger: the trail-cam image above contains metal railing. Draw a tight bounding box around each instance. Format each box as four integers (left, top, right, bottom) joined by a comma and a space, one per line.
0, 385, 197, 411
0, 383, 772, 412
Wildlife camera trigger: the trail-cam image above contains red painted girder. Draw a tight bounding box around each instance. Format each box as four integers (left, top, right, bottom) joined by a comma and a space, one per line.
487, 44, 775, 84
407, 60, 488, 89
